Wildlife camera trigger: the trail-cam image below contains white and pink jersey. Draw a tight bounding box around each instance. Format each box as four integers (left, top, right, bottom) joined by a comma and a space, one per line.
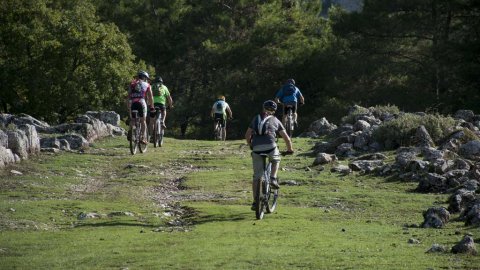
129, 79, 151, 103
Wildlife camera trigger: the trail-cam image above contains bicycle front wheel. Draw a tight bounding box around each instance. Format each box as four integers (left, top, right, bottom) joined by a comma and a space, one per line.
264, 163, 278, 213
139, 129, 148, 153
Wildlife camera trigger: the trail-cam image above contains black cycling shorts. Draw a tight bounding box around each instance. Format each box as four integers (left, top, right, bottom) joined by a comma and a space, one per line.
214, 113, 226, 127
131, 101, 145, 118
149, 103, 166, 118
283, 102, 297, 115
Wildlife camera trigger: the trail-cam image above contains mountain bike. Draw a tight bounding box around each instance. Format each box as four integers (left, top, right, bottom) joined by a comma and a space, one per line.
254, 151, 293, 220
213, 118, 225, 141
129, 110, 148, 155
284, 105, 294, 137
151, 107, 164, 147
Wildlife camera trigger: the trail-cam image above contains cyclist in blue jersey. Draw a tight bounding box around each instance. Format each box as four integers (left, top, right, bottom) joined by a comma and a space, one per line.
274, 78, 305, 126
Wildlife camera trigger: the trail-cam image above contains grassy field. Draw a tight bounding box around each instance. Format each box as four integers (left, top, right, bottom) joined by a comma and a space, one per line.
0, 136, 479, 269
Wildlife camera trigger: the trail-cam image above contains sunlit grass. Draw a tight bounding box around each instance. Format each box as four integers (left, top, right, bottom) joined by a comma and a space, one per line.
0, 136, 478, 269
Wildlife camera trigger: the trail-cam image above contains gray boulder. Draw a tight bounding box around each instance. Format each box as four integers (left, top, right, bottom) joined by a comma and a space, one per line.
451, 235, 478, 255
395, 147, 420, 168
0, 114, 14, 128
11, 114, 51, 132
448, 189, 477, 213
349, 160, 384, 173
330, 165, 352, 175
353, 120, 371, 132
309, 117, 337, 136
313, 153, 337, 165
0, 129, 8, 148
0, 146, 16, 168
57, 134, 89, 150
414, 125, 434, 148
463, 201, 480, 226
335, 143, 355, 158
18, 124, 40, 155
417, 173, 447, 193
421, 207, 450, 228
454, 110, 475, 122
86, 111, 121, 126
6, 129, 29, 159
459, 140, 480, 159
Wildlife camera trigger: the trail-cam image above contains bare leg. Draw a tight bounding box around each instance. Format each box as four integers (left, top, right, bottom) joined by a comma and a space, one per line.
161, 109, 167, 127
140, 117, 147, 142
270, 161, 279, 178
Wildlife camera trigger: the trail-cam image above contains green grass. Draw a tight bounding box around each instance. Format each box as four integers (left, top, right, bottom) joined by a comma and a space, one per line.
0, 137, 479, 269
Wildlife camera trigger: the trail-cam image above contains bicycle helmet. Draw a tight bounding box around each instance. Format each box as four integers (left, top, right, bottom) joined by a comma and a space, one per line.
218, 95, 225, 100
287, 78, 295, 85
263, 100, 277, 112
137, 70, 150, 80
154, 76, 163, 83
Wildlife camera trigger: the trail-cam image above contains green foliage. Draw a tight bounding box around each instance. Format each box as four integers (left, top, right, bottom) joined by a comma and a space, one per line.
341, 105, 371, 124
373, 113, 456, 148
0, 0, 135, 122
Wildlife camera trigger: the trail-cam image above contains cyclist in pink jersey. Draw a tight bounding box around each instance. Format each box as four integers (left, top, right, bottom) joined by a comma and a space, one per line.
127, 71, 154, 144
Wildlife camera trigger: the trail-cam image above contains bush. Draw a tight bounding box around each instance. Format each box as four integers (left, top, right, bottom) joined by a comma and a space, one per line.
373, 113, 455, 149
341, 105, 370, 124
341, 104, 400, 124
370, 104, 400, 118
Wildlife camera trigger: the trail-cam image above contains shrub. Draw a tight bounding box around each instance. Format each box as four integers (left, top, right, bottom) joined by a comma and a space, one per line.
370, 104, 400, 118
373, 113, 455, 149
341, 104, 400, 124
341, 105, 370, 124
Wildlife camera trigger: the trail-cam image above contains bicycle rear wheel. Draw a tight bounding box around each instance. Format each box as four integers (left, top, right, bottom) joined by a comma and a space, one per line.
153, 120, 160, 148
254, 178, 265, 220
286, 113, 294, 137
129, 126, 138, 155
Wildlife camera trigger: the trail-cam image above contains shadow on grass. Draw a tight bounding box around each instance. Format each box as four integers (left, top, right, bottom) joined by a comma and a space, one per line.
74, 221, 158, 228
189, 211, 251, 226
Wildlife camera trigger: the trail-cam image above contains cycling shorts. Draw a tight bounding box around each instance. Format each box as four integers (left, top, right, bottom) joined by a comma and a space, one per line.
214, 113, 226, 127
149, 103, 166, 118
251, 147, 280, 180
283, 102, 297, 115
130, 100, 147, 118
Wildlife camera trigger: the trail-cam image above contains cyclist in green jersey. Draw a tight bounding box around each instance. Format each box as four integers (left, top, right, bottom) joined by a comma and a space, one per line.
149, 76, 173, 129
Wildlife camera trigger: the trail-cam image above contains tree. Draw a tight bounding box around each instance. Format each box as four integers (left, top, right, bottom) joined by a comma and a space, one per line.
0, 0, 135, 122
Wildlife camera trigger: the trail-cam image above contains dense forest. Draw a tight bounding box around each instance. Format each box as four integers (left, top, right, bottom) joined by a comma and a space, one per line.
1, 0, 479, 138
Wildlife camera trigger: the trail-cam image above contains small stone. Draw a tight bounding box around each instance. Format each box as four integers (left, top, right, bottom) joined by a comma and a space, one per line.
408, 238, 421, 244
10, 170, 23, 175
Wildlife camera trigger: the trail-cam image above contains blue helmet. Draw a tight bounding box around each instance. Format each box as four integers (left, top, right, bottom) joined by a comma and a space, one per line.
287, 78, 295, 85
263, 100, 277, 111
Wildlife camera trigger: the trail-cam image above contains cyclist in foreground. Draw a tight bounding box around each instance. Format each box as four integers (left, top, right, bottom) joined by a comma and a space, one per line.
127, 71, 154, 144
210, 96, 233, 140
244, 100, 294, 210
274, 78, 305, 127
149, 76, 173, 130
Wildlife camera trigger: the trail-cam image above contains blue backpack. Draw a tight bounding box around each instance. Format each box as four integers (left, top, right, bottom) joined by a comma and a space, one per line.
215, 101, 223, 111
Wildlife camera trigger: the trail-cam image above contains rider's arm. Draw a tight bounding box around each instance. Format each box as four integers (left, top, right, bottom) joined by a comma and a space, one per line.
167, 95, 173, 108
245, 127, 253, 146
146, 88, 154, 109
299, 95, 305, 104
226, 105, 233, 119
278, 129, 293, 152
